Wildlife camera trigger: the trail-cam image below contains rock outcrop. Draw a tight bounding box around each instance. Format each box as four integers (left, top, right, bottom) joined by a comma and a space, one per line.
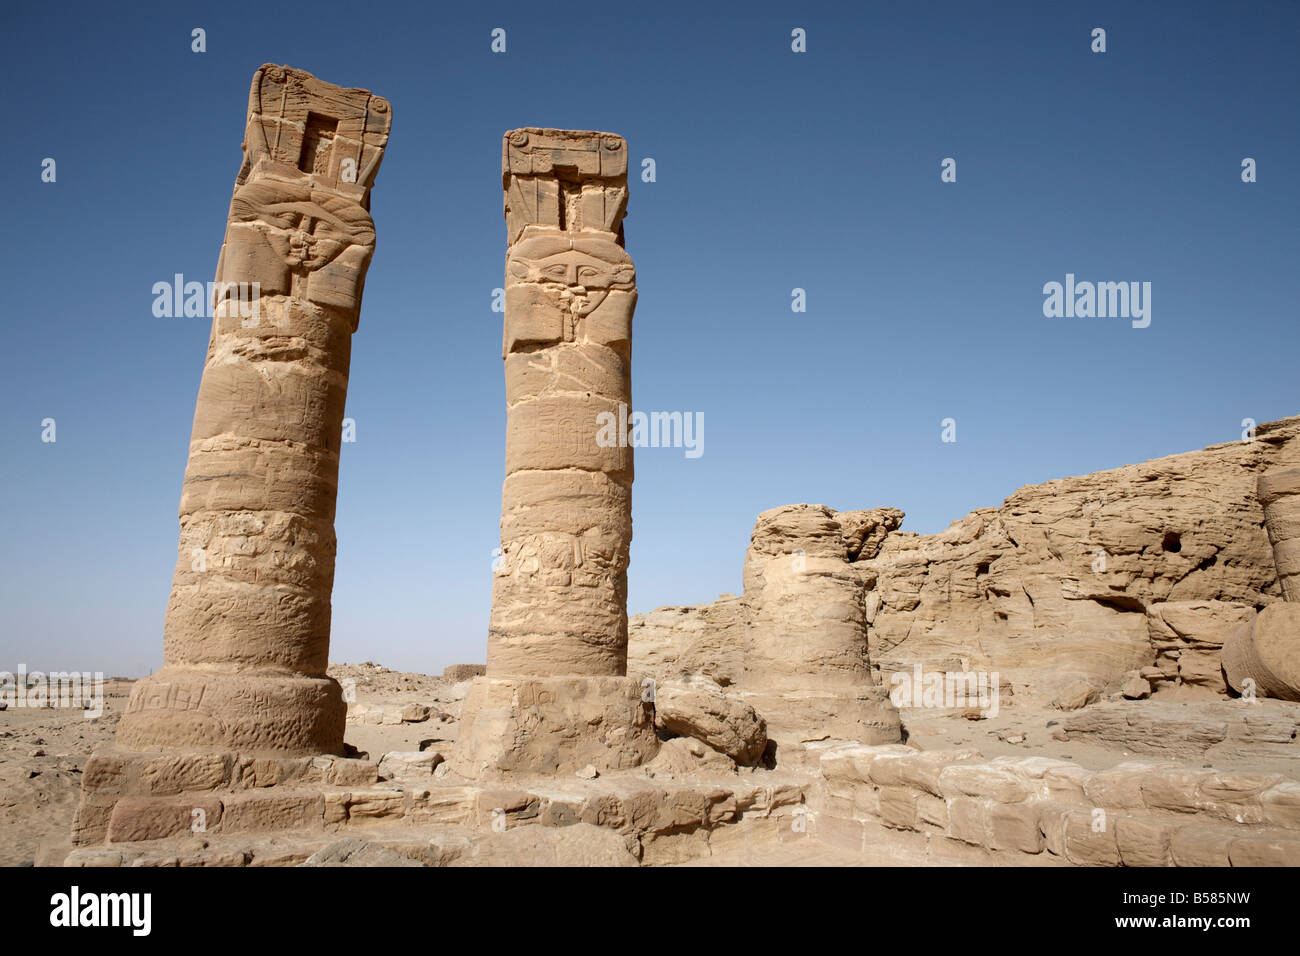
627, 594, 745, 687
630, 417, 1300, 706
865, 418, 1299, 700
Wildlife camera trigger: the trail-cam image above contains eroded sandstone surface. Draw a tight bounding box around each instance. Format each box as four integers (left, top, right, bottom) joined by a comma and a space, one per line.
634, 416, 1300, 707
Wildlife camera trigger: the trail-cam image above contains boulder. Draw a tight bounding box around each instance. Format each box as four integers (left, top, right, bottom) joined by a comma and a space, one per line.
1222, 603, 1300, 702
378, 750, 443, 779
654, 676, 767, 765
1052, 680, 1099, 710
1120, 675, 1152, 700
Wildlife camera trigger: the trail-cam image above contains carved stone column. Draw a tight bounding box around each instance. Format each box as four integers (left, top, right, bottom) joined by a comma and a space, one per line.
490, 128, 636, 677
741, 505, 903, 748
1223, 465, 1300, 701
453, 129, 656, 776
1259, 466, 1300, 603
115, 65, 391, 756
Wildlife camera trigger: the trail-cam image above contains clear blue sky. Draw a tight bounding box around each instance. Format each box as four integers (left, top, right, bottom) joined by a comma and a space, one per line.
2, 1, 1296, 676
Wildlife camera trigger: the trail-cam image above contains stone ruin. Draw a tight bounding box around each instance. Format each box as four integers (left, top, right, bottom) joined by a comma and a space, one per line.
450, 127, 659, 778
1224, 465, 1300, 700
72, 64, 392, 849
116, 64, 390, 759
63, 66, 1300, 867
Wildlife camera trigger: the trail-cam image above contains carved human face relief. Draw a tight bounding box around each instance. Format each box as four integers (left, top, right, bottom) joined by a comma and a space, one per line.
230, 177, 375, 274
507, 232, 635, 320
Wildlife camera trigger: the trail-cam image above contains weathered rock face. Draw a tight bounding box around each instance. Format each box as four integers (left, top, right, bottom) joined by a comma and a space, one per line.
863, 417, 1300, 699
628, 594, 745, 687
1148, 600, 1257, 694
488, 128, 636, 679
115, 65, 391, 757
627, 417, 1300, 706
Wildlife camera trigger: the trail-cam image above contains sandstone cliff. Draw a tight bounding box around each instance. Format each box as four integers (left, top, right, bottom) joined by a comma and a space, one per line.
629, 416, 1300, 702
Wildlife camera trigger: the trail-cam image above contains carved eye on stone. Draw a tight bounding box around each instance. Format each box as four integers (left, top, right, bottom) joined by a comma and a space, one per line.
313, 220, 347, 241
578, 267, 601, 281
508, 259, 530, 279
542, 265, 568, 280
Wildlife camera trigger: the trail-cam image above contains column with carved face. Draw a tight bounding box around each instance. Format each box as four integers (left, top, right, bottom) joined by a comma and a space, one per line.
489, 129, 636, 677
115, 66, 391, 756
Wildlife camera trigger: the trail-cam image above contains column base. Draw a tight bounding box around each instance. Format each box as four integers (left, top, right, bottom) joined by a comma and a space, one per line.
114, 668, 346, 757
742, 686, 903, 747
69, 744, 380, 848
451, 676, 659, 778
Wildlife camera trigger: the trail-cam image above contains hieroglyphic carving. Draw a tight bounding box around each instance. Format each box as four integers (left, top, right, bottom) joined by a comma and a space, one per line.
214, 64, 388, 327
489, 129, 637, 677
116, 66, 390, 757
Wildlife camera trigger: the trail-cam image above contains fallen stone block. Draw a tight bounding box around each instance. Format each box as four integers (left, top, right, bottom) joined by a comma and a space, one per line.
1169, 824, 1236, 867
946, 797, 987, 845
1261, 781, 1300, 829
378, 751, 443, 780
654, 675, 767, 765
1227, 832, 1300, 866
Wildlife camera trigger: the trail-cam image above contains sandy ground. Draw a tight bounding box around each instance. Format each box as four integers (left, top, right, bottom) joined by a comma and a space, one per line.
0, 665, 467, 867
0, 679, 131, 867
